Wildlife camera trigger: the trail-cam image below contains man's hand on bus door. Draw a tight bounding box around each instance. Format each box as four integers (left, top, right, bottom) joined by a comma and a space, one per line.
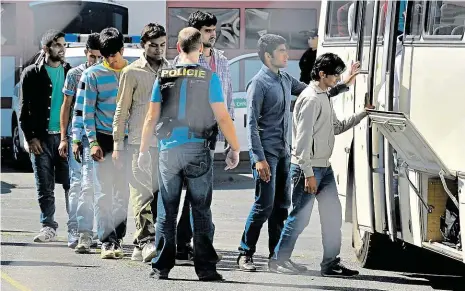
305, 176, 318, 194
256, 160, 271, 183
343, 61, 361, 86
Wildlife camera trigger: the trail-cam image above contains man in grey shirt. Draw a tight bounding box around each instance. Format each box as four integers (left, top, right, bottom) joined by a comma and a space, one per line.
270, 53, 372, 277
237, 34, 308, 272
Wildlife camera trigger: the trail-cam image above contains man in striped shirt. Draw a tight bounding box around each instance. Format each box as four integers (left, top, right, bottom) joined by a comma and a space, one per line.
112, 23, 169, 262
59, 32, 102, 250
80, 27, 130, 259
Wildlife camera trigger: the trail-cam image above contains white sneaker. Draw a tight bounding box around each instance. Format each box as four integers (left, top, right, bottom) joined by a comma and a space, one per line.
75, 233, 92, 254
142, 242, 157, 262
131, 247, 143, 261
33, 227, 57, 242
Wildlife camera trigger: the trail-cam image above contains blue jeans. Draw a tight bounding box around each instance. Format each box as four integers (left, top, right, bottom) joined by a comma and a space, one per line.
93, 132, 130, 243
76, 136, 100, 234
238, 150, 291, 257
176, 150, 215, 251
272, 165, 342, 271
153, 143, 218, 275
30, 134, 70, 229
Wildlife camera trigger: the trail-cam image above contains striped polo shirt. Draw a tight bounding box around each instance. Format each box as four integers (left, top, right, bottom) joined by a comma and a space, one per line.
81, 60, 127, 143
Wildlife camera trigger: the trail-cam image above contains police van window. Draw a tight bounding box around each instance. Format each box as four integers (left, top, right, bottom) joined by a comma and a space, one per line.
325, 1, 356, 38
405, 1, 423, 35
245, 8, 317, 49
425, 1, 465, 36
1, 3, 16, 45
167, 8, 240, 49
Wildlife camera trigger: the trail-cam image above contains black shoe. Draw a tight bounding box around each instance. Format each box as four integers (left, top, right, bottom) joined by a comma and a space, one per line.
237, 255, 256, 272
150, 268, 169, 280
198, 271, 224, 282
268, 260, 306, 274
175, 245, 194, 266
321, 262, 359, 277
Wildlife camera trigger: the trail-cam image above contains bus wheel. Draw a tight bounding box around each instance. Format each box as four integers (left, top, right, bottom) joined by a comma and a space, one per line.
351, 180, 400, 269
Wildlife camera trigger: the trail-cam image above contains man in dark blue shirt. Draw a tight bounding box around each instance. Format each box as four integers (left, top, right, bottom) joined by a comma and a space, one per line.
237, 34, 307, 272
138, 27, 240, 281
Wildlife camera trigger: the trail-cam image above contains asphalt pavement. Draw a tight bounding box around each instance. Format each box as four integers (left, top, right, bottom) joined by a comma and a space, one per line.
1, 159, 464, 291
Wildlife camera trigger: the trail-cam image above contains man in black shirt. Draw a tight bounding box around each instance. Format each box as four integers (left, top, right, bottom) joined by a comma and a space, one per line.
299, 29, 318, 84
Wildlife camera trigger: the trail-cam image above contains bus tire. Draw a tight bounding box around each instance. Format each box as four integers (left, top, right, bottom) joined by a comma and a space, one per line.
351, 176, 400, 269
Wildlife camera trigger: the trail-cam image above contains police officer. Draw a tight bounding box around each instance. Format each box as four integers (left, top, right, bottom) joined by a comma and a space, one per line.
138, 27, 240, 281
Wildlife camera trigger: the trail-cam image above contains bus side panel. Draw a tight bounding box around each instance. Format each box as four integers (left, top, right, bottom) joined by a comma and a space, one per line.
1, 56, 15, 139
407, 47, 465, 174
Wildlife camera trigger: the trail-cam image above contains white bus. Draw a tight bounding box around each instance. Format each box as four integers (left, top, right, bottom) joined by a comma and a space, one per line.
317, 0, 465, 267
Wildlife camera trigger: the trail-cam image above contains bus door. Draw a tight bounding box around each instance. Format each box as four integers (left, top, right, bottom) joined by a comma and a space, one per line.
352, 0, 382, 234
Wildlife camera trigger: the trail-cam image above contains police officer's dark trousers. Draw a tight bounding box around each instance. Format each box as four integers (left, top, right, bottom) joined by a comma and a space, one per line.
153, 142, 219, 276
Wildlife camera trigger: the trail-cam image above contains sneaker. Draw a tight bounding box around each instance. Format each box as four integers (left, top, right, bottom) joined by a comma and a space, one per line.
268, 260, 306, 274
67, 229, 79, 249
33, 227, 57, 242
237, 255, 256, 272
288, 259, 308, 272
321, 262, 359, 277
131, 246, 143, 261
149, 268, 169, 280
75, 233, 92, 254
114, 239, 124, 259
175, 245, 194, 266
198, 270, 224, 282
142, 242, 157, 262
100, 242, 116, 259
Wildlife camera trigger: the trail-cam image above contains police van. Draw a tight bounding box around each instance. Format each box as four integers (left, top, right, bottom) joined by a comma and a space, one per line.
10, 34, 144, 168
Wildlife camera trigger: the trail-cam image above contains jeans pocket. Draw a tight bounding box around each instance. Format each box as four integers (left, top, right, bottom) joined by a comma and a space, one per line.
183, 151, 210, 179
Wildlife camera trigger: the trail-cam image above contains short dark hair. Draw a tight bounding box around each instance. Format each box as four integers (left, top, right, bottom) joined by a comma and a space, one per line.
311, 53, 346, 81
178, 27, 202, 54
86, 32, 101, 51
99, 27, 124, 57
140, 23, 166, 45
41, 29, 65, 47
257, 34, 287, 63
188, 10, 217, 30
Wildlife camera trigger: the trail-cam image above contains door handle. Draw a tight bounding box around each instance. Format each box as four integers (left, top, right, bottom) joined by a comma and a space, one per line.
243, 114, 247, 128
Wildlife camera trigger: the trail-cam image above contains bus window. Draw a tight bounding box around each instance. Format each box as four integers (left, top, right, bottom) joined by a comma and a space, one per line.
325, 1, 355, 38
167, 8, 240, 49
230, 61, 240, 93
425, 1, 465, 36
245, 8, 317, 49
406, 1, 423, 36
355, 0, 386, 39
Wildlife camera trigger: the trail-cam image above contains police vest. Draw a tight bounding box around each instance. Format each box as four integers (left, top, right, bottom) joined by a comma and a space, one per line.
156, 65, 218, 140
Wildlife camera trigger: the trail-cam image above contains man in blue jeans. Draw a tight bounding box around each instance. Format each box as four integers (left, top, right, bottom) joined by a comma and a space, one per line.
138, 27, 240, 281
270, 53, 372, 277
237, 34, 308, 272
58, 32, 102, 249
20, 29, 71, 242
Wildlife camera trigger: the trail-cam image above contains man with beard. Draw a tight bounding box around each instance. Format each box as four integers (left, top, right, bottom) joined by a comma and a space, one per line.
19, 29, 72, 242
112, 23, 169, 262
173, 10, 234, 266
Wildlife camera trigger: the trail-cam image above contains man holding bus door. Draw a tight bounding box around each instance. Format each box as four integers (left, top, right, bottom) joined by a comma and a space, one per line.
269, 53, 374, 277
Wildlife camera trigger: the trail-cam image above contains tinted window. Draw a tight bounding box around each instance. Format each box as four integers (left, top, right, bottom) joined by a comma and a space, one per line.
425, 1, 465, 36
167, 8, 240, 49
245, 8, 317, 49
